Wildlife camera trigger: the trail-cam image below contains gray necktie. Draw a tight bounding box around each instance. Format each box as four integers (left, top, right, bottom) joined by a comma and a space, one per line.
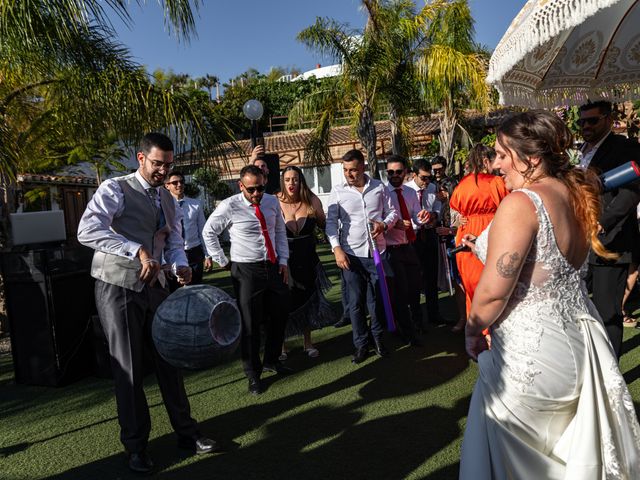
147, 188, 161, 225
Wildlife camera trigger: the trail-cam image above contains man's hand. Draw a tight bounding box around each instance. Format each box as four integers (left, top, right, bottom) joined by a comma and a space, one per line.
250, 145, 265, 162
334, 246, 350, 270
279, 264, 289, 285
436, 226, 454, 236
395, 219, 412, 231
204, 257, 213, 272
176, 265, 192, 285
138, 247, 160, 285
370, 220, 386, 239
417, 209, 431, 225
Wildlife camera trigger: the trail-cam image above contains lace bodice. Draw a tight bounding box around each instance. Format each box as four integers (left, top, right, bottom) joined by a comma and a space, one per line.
475, 188, 590, 319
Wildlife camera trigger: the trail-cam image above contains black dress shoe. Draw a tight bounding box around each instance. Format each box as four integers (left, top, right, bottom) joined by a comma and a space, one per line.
333, 317, 351, 328
263, 362, 294, 375
373, 340, 389, 357
248, 377, 263, 395
178, 436, 219, 455
127, 451, 154, 475
351, 346, 369, 364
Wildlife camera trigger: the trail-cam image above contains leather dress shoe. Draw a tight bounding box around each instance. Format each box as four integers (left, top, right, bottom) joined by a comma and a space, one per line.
127, 451, 154, 475
248, 377, 263, 395
373, 340, 389, 357
263, 362, 294, 375
333, 317, 351, 328
178, 436, 219, 455
351, 346, 369, 364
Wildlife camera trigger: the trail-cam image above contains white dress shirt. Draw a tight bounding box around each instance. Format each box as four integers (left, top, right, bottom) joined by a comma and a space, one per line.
202, 193, 289, 267
579, 132, 610, 168
77, 171, 187, 266
175, 196, 206, 250
326, 175, 398, 257
385, 184, 422, 246
405, 179, 441, 230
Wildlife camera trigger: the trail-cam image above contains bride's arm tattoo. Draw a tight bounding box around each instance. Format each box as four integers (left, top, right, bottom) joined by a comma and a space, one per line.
496, 252, 521, 278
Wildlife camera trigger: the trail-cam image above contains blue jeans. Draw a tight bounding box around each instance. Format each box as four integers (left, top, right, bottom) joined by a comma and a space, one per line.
342, 254, 390, 349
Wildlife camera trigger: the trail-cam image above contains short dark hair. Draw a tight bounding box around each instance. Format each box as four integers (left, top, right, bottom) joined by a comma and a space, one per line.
580, 100, 612, 116
431, 155, 447, 168
386, 155, 408, 169
240, 164, 264, 179
412, 158, 432, 174
166, 171, 185, 183
140, 132, 173, 154
342, 149, 365, 163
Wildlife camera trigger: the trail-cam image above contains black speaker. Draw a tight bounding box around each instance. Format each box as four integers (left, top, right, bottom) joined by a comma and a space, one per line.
2, 246, 96, 386
263, 153, 280, 194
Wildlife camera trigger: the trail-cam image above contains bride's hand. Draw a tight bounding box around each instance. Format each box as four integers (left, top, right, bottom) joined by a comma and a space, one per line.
465, 329, 490, 361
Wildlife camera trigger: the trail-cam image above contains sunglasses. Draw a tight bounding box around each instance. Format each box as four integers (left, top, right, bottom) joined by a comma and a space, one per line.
432, 167, 443, 173
418, 175, 431, 182
242, 183, 265, 194
166, 180, 184, 186
577, 115, 606, 127
386, 169, 404, 176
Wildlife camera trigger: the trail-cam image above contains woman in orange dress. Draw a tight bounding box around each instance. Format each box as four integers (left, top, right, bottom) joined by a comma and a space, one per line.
449, 145, 508, 329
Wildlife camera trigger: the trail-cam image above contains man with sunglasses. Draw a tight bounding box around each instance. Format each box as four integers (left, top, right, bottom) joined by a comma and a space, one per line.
579, 100, 640, 357
78, 133, 217, 474
405, 158, 443, 328
164, 171, 211, 289
202, 165, 290, 395
385, 155, 430, 346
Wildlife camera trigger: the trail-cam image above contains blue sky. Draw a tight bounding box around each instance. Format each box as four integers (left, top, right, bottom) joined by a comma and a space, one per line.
111, 0, 527, 84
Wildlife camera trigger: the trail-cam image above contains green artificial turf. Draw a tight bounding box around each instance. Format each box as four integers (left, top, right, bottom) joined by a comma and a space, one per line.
2, 244, 640, 480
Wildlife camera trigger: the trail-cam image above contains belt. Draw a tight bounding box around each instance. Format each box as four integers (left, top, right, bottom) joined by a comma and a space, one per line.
387, 243, 410, 249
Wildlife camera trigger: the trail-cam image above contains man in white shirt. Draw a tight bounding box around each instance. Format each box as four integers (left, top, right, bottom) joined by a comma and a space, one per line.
406, 158, 443, 327
164, 171, 211, 290
385, 155, 429, 346
326, 149, 398, 364
77, 133, 217, 474
202, 164, 290, 395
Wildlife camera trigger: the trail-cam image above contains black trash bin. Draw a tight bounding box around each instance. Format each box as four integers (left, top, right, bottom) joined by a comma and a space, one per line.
1, 245, 97, 386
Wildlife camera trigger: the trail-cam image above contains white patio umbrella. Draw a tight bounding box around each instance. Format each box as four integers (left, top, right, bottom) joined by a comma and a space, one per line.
488, 0, 640, 107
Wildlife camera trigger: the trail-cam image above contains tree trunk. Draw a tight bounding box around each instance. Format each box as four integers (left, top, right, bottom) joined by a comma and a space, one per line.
438, 110, 457, 176
357, 104, 379, 179
389, 105, 405, 157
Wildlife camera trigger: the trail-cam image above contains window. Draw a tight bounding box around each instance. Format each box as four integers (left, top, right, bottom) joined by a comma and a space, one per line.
317, 167, 332, 193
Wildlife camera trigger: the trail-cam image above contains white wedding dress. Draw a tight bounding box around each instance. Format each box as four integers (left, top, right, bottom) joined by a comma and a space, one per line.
459, 189, 640, 479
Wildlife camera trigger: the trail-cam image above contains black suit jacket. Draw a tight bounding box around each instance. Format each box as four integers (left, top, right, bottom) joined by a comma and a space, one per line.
588, 132, 640, 264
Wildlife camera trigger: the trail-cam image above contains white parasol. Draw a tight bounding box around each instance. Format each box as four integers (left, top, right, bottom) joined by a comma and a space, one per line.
488, 0, 640, 107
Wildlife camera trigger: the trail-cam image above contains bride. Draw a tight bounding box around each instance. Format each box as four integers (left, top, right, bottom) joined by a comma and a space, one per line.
459, 110, 640, 479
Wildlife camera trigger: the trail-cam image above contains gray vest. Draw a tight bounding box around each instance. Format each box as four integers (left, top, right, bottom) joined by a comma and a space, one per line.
90, 174, 177, 292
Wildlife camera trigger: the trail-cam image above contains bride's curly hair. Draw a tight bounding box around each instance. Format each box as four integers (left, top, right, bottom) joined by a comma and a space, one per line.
496, 110, 616, 260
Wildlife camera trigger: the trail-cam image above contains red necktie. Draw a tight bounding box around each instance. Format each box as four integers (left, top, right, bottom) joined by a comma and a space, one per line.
252, 203, 277, 264
395, 188, 416, 243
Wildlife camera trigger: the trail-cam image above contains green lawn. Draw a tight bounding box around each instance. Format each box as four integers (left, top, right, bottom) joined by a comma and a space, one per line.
2, 244, 640, 480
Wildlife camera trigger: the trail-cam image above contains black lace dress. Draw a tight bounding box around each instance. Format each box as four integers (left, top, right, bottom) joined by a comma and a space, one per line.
285, 216, 335, 336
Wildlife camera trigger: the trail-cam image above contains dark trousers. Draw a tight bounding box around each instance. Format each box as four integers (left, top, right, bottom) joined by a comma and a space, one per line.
168, 245, 206, 293
342, 254, 388, 349
230, 261, 291, 379
591, 263, 628, 358
95, 280, 198, 453
388, 244, 422, 338
413, 228, 440, 323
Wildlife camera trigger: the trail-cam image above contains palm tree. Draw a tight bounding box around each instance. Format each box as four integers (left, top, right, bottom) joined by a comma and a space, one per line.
0, 1, 235, 211
291, 15, 388, 178
417, 0, 490, 170
199, 74, 220, 102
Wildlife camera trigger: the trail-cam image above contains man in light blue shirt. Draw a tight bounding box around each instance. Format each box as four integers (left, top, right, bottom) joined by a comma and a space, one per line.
326, 149, 398, 364
164, 171, 211, 289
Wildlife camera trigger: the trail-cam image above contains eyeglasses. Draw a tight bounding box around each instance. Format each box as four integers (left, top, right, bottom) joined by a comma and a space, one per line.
386, 169, 404, 176
577, 115, 607, 127
166, 180, 184, 186
146, 157, 174, 171
242, 183, 265, 194
432, 167, 443, 173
